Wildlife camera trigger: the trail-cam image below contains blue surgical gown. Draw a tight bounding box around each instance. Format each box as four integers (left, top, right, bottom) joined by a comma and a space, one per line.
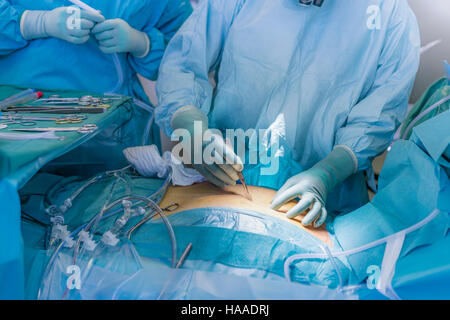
156, 0, 420, 213
0, 0, 192, 101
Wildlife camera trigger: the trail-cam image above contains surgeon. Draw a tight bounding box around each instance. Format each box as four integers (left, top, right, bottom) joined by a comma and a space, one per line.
0, 0, 192, 102
0, 0, 192, 171
155, 0, 420, 228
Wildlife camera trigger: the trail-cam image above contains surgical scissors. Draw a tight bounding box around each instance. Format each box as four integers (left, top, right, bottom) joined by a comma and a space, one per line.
9, 124, 98, 134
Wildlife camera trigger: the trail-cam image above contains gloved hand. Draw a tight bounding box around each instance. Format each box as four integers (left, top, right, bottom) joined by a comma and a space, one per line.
271, 146, 357, 228
171, 106, 244, 187
21, 7, 105, 43
92, 19, 150, 57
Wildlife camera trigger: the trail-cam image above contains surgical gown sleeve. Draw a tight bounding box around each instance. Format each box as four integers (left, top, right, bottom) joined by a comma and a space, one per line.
335, 1, 420, 171
332, 111, 449, 283
127, 0, 193, 81
155, 0, 244, 137
0, 1, 28, 55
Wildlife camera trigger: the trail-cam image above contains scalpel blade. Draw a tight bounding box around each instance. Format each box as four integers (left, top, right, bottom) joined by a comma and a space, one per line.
237, 172, 252, 201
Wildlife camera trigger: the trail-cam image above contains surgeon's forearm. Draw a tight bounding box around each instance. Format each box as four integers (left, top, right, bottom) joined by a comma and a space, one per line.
335, 3, 419, 172
156, 0, 193, 42
0, 1, 29, 54
155, 0, 238, 138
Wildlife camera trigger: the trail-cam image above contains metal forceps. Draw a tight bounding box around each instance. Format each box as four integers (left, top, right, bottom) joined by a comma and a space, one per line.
9, 124, 98, 134
0, 115, 36, 127
54, 115, 86, 124
1, 114, 86, 125
36, 95, 119, 106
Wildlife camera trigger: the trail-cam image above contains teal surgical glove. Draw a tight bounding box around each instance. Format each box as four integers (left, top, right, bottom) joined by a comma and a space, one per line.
271, 146, 358, 228
92, 19, 150, 57
171, 106, 244, 187
21, 7, 104, 43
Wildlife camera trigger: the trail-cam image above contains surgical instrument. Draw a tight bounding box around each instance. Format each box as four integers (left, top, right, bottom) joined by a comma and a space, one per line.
0, 131, 64, 141
157, 242, 193, 300
237, 172, 253, 201
0, 89, 42, 108
163, 203, 179, 212
9, 124, 98, 134
4, 107, 107, 114
125, 196, 177, 268
0, 119, 36, 127
24, 103, 110, 109
35, 95, 118, 106
24, 103, 111, 109
175, 243, 193, 269
53, 117, 85, 124
0, 114, 86, 125
1, 114, 86, 121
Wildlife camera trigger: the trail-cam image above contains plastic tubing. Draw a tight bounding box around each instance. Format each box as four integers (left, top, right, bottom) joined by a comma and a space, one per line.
38, 172, 173, 299
125, 196, 177, 268
67, 0, 101, 15
39, 196, 177, 299
132, 98, 155, 146
38, 200, 145, 300
72, 175, 122, 266
283, 209, 442, 282
401, 94, 450, 140
89, 175, 120, 235
107, 54, 124, 94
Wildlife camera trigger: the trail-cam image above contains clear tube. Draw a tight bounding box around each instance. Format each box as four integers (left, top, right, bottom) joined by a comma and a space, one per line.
61, 196, 174, 300
283, 209, 442, 284
71, 175, 122, 268
68, 174, 105, 203
401, 94, 450, 139
106, 54, 124, 95
126, 196, 178, 268
38, 171, 173, 299
132, 98, 155, 146
0, 89, 36, 108
88, 176, 120, 234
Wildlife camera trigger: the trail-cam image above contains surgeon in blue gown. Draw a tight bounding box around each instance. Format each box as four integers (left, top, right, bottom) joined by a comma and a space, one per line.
156, 0, 421, 228
0, 0, 192, 101
0, 0, 192, 171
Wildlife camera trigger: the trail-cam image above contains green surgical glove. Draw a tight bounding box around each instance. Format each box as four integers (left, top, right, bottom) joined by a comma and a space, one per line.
171, 106, 244, 187
92, 19, 150, 57
271, 146, 358, 228
21, 7, 105, 43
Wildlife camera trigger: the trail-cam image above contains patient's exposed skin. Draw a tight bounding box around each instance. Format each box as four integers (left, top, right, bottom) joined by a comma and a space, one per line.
159, 182, 331, 246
